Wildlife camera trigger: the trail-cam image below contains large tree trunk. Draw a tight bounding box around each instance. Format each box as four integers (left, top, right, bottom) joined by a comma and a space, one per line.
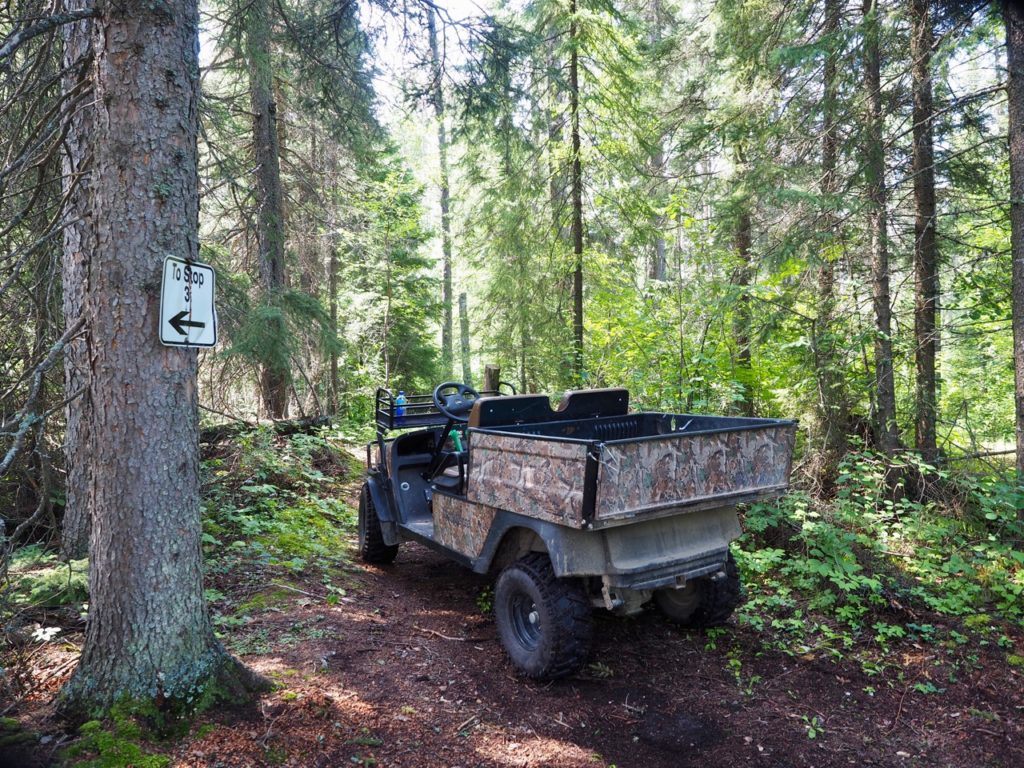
326, 145, 341, 414
329, 242, 339, 413
649, 146, 667, 282
734, 204, 755, 416
459, 292, 472, 384
59, 3, 93, 561
428, 8, 454, 380
247, 0, 288, 418
60, 0, 261, 714
546, 38, 568, 242
912, 0, 939, 464
569, 0, 585, 382
647, 0, 667, 282
813, 0, 849, 489
483, 364, 501, 393
1007, 0, 1024, 483
863, 0, 899, 455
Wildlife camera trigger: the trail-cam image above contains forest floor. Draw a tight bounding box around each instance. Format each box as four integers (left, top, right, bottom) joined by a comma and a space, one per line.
2, 433, 1023, 768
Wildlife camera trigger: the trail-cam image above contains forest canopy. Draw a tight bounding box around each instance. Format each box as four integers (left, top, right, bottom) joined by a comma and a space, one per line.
0, 0, 1020, 477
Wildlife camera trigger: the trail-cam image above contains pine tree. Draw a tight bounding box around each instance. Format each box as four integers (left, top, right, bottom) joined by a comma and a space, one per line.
912, 0, 940, 463
60, 0, 263, 713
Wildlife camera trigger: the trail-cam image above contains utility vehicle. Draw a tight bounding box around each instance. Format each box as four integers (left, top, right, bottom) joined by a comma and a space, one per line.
359, 382, 795, 680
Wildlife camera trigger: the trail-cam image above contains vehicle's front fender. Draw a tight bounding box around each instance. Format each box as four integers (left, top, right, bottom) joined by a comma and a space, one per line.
364, 471, 400, 546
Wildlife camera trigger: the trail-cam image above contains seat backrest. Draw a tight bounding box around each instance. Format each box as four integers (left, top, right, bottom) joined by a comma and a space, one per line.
468, 394, 553, 428
468, 388, 631, 428
554, 388, 629, 419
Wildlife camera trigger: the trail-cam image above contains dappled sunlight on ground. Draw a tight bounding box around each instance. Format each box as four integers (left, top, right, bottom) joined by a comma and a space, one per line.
473, 729, 601, 767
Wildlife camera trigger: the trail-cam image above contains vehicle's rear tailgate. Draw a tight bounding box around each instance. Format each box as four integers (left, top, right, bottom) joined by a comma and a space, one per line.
594, 421, 796, 522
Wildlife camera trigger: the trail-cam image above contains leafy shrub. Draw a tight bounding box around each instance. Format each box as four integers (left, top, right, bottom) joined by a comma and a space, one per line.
735, 449, 1024, 659
201, 429, 357, 584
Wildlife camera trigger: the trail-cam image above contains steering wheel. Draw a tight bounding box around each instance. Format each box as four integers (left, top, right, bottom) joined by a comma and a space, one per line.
433, 381, 481, 423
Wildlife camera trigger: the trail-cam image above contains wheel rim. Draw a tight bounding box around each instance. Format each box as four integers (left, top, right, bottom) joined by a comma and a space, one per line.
509, 591, 541, 651
658, 582, 701, 618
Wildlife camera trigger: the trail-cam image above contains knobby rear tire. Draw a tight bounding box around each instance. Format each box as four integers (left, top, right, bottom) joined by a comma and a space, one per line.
654, 551, 742, 628
494, 553, 593, 680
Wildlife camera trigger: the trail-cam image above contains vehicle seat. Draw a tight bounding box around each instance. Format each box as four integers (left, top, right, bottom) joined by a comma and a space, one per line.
467, 394, 554, 428
554, 388, 629, 418
430, 430, 468, 493
432, 464, 464, 492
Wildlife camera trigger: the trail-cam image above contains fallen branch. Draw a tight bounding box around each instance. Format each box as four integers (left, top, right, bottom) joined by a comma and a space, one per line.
198, 403, 254, 427
942, 449, 1016, 462
199, 414, 330, 443
412, 624, 487, 642
886, 684, 911, 735
5, 420, 53, 548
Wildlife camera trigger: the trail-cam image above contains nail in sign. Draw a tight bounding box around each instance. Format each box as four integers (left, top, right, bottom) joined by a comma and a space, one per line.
159, 255, 217, 348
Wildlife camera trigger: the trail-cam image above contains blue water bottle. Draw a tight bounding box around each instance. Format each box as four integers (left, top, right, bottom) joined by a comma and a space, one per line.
395, 390, 407, 426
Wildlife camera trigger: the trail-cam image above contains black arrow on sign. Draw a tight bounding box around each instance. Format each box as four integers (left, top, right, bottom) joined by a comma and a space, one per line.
169, 310, 205, 336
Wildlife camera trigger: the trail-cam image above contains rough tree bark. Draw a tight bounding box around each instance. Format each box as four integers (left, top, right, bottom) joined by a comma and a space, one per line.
247, 0, 289, 418
60, 0, 263, 714
862, 0, 900, 455
547, 38, 568, 243
326, 144, 345, 414
569, 0, 585, 382
813, 0, 849, 488
428, 8, 454, 380
59, 1, 93, 561
483, 364, 501, 393
649, 146, 667, 282
734, 202, 755, 417
647, 0, 667, 282
1007, 0, 1024, 483
459, 292, 471, 384
329, 236, 339, 413
912, 0, 939, 464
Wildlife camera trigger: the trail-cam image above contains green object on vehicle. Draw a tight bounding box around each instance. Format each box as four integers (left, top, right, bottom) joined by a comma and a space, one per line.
449, 428, 463, 452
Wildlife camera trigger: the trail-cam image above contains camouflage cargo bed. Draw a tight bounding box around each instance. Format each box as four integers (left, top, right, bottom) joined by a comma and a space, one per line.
465, 412, 796, 529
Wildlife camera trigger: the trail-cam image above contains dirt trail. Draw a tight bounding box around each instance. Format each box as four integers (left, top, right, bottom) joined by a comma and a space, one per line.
169, 540, 1022, 768
4, 445, 1021, 768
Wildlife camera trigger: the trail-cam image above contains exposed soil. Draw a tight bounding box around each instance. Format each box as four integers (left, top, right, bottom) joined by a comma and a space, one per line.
3, 462, 1023, 768
181, 546, 1023, 768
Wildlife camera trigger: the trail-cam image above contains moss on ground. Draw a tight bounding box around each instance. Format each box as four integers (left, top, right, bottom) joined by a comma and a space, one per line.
236, 587, 292, 614
61, 658, 270, 767
62, 707, 170, 768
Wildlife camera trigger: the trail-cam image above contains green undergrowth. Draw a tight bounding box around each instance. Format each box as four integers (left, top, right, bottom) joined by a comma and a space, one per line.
5, 545, 88, 610
61, 702, 174, 768
1, 545, 88, 663
0, 715, 37, 748
734, 448, 1024, 674
200, 427, 360, 639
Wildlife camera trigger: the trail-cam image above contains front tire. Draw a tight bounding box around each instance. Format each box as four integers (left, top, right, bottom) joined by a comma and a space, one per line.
358, 483, 398, 564
654, 552, 742, 627
494, 553, 593, 680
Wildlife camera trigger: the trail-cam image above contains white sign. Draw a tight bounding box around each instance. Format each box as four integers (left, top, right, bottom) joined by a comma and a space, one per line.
159, 255, 217, 348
